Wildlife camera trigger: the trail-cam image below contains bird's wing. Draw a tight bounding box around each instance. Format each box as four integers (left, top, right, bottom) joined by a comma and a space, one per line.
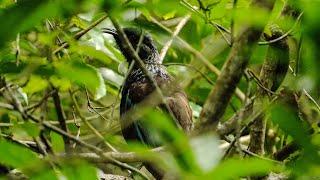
166, 91, 193, 132
120, 81, 162, 146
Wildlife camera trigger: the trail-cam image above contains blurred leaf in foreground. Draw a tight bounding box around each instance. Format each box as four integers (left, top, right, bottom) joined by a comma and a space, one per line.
144, 110, 201, 175
269, 104, 320, 176
0, 140, 39, 168
205, 158, 278, 179
0, 0, 77, 48
190, 133, 222, 172
61, 160, 98, 180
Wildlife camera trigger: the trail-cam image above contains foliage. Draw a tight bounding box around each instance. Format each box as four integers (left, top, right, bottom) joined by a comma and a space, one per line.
0, 0, 319, 179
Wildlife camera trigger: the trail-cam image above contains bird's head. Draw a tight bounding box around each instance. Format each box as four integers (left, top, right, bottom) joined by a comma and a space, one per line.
103, 27, 160, 64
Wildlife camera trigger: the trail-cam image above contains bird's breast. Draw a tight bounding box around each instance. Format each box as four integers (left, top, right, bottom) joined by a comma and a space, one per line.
123, 65, 171, 104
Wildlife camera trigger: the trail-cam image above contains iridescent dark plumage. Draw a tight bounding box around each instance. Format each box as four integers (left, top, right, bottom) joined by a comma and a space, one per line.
103, 28, 193, 146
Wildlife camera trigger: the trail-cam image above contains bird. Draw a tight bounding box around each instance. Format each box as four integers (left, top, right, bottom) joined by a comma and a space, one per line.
102, 27, 193, 146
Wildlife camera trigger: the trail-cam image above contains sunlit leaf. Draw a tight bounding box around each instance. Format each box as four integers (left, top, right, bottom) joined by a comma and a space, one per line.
31, 169, 58, 180
49, 76, 72, 91
190, 133, 222, 172
189, 102, 202, 118
16, 87, 29, 105
23, 75, 48, 94
99, 67, 124, 87
94, 68, 107, 100
54, 59, 106, 100
71, 44, 113, 65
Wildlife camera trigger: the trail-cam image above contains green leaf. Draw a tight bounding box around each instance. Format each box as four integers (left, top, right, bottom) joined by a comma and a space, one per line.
50, 131, 65, 153
206, 158, 277, 179
0, 140, 40, 168
189, 102, 202, 118
269, 105, 320, 169
144, 110, 200, 174
31, 169, 58, 180
269, 105, 318, 153
61, 161, 98, 180
71, 44, 113, 65
94, 68, 107, 100
49, 76, 72, 92
54, 59, 106, 100
147, 0, 187, 17
23, 75, 48, 94
190, 133, 222, 172
19, 122, 40, 138
0, 0, 77, 48
99, 67, 124, 87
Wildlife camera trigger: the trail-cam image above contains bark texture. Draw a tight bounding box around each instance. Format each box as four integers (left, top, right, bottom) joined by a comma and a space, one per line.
199, 0, 276, 131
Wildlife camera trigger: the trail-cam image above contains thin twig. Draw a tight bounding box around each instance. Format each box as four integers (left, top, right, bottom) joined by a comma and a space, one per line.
163, 62, 215, 85
0, 102, 14, 110
180, 0, 231, 34
15, 33, 20, 66
180, 0, 231, 45
246, 69, 279, 96
72, 106, 81, 149
52, 88, 71, 150
150, 17, 245, 102
2, 83, 149, 179
66, 147, 165, 163
85, 89, 110, 122
52, 14, 108, 55
111, 30, 145, 120
230, 0, 238, 45
242, 149, 282, 164
70, 90, 118, 152
159, 15, 191, 62
0, 109, 114, 127
287, 54, 320, 113
303, 89, 320, 112
26, 90, 55, 111
258, 12, 303, 45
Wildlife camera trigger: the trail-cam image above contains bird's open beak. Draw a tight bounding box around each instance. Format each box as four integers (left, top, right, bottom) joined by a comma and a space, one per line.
102, 28, 117, 36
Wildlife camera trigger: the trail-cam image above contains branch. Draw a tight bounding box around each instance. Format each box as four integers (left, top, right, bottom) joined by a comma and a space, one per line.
249, 21, 290, 156
70, 90, 117, 152
199, 0, 276, 131
159, 15, 190, 63
25, 90, 55, 111
217, 98, 254, 136
68, 147, 165, 164
258, 12, 303, 45
0, 102, 14, 110
0, 108, 113, 127
52, 88, 71, 150
273, 142, 299, 161
163, 63, 215, 85
2, 81, 149, 179
150, 17, 245, 101
52, 14, 108, 55
180, 0, 231, 45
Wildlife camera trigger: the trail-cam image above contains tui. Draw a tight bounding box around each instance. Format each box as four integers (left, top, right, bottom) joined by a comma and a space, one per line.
103, 28, 193, 146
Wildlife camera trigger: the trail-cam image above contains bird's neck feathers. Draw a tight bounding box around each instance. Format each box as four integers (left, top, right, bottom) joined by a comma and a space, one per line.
138, 45, 161, 64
